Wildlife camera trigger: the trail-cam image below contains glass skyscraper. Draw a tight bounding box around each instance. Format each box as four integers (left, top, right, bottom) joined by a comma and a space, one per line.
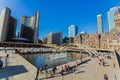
97, 14, 103, 35
68, 25, 78, 38
20, 11, 39, 43
108, 6, 120, 32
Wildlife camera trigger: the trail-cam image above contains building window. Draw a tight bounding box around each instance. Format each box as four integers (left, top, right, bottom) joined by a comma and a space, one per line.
115, 23, 117, 26
119, 22, 120, 26
109, 40, 112, 43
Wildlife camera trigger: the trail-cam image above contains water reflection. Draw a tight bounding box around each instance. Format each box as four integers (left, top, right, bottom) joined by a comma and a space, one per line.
22, 52, 88, 69
35, 56, 46, 68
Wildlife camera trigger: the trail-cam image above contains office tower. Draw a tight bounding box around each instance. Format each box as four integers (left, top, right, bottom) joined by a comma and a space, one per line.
108, 6, 120, 32
68, 25, 78, 38
47, 32, 63, 46
97, 14, 103, 35
20, 11, 40, 43
0, 7, 17, 42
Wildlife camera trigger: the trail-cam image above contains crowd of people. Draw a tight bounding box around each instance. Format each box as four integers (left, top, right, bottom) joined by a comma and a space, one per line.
97, 52, 116, 67
97, 52, 116, 80
35, 63, 78, 80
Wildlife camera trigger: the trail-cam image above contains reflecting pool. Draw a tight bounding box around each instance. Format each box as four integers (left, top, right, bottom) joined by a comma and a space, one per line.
21, 52, 88, 69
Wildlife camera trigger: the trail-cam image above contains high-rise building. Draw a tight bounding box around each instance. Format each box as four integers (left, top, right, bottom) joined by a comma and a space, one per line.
108, 6, 120, 32
0, 7, 17, 42
68, 25, 78, 38
42, 38, 48, 44
20, 11, 39, 43
47, 32, 63, 46
97, 14, 103, 35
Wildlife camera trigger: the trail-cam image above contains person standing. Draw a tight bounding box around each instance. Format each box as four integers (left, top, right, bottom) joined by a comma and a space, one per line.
60, 66, 64, 80
35, 68, 39, 80
6, 54, 9, 58
5, 50, 7, 53
112, 61, 116, 68
39, 67, 43, 74
45, 64, 48, 74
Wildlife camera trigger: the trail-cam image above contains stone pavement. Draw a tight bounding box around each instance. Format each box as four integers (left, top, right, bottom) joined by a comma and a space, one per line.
0, 50, 119, 80
38, 52, 118, 80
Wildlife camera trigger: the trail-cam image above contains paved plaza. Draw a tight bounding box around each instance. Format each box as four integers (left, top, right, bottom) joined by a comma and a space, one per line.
38, 53, 118, 80
0, 50, 119, 80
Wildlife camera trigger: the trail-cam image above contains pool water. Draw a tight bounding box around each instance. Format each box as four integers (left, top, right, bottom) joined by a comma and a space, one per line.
21, 52, 85, 69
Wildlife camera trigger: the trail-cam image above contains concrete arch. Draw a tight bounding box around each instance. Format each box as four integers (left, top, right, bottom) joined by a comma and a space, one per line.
55, 43, 98, 57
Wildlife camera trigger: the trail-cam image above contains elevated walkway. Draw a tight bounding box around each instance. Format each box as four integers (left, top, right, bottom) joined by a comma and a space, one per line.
0, 50, 37, 80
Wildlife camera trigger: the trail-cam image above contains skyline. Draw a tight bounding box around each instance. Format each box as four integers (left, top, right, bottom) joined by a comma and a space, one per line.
0, 0, 119, 39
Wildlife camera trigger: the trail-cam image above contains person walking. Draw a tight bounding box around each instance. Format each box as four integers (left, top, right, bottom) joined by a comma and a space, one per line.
104, 74, 108, 80
103, 60, 105, 67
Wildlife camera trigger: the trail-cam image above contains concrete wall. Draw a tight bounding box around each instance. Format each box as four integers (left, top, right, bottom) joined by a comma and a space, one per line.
0, 8, 10, 42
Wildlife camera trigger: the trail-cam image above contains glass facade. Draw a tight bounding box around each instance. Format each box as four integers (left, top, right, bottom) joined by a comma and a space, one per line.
24, 17, 35, 28
68, 25, 78, 38
20, 17, 35, 42
114, 14, 120, 19
108, 6, 120, 32
97, 14, 103, 35
20, 11, 39, 43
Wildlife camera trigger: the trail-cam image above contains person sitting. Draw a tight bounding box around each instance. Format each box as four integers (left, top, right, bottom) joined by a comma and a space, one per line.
52, 66, 57, 75
67, 65, 73, 72
73, 65, 77, 72
64, 65, 68, 72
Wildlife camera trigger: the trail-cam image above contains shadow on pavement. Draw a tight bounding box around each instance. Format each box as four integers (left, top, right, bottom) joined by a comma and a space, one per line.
115, 50, 120, 67
78, 66, 86, 68
39, 75, 55, 80
74, 71, 85, 74
77, 59, 91, 66
0, 65, 28, 79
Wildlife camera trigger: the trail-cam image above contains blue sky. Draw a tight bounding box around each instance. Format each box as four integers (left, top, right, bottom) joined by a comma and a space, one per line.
0, 0, 119, 39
